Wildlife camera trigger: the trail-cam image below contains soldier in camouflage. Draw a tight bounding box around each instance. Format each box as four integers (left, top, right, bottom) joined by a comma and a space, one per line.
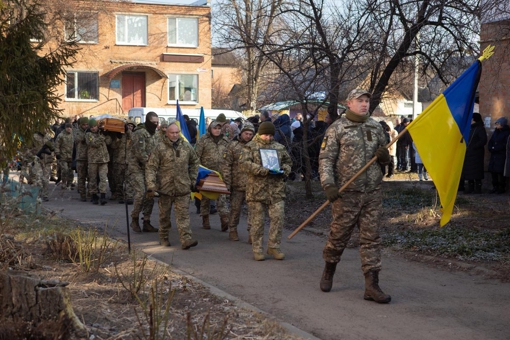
195, 120, 231, 231
54, 123, 74, 190
30, 130, 55, 201
85, 119, 112, 205
318, 89, 391, 303
128, 112, 159, 233
146, 123, 199, 250
74, 117, 89, 201
110, 124, 134, 204
239, 121, 292, 261
222, 122, 255, 242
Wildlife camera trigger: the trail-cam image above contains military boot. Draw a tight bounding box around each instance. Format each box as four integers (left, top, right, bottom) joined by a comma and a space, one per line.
159, 238, 171, 247
474, 180, 482, 194
247, 234, 252, 244
267, 248, 285, 260
220, 216, 229, 232
182, 239, 198, 250
364, 270, 391, 304
131, 218, 141, 233
91, 194, 99, 205
143, 220, 158, 232
229, 229, 239, 241
253, 252, 265, 261
320, 262, 337, 292
100, 193, 107, 205
202, 215, 211, 229
80, 193, 87, 202
464, 182, 474, 194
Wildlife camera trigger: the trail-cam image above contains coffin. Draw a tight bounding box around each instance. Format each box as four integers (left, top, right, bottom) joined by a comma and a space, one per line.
197, 173, 230, 194
99, 118, 126, 133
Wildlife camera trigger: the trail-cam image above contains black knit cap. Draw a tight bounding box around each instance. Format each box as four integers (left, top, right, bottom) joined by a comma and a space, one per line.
258, 121, 275, 136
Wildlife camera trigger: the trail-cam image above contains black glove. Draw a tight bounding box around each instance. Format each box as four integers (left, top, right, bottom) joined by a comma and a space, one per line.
325, 185, 340, 202
375, 147, 390, 165
56, 154, 61, 160
190, 184, 198, 192
36, 151, 43, 159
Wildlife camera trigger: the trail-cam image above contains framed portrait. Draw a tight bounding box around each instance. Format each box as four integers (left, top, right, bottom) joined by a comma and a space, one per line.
259, 149, 280, 171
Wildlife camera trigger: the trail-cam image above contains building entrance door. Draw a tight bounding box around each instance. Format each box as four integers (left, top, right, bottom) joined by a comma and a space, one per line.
122, 72, 146, 112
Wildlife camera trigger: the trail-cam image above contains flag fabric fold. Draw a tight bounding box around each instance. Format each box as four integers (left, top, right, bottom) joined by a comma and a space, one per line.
406, 60, 482, 226
198, 107, 207, 138
176, 100, 191, 143
192, 165, 224, 200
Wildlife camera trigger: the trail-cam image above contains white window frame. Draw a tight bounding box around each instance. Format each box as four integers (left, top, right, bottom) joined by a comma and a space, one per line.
168, 74, 199, 104
116, 14, 148, 46
167, 17, 198, 48
65, 71, 99, 102
65, 12, 98, 44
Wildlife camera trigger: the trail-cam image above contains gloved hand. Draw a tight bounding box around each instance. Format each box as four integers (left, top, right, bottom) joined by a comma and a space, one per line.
56, 154, 61, 160
375, 147, 390, 165
36, 151, 43, 159
269, 169, 284, 175
325, 185, 340, 202
146, 189, 156, 199
190, 184, 198, 192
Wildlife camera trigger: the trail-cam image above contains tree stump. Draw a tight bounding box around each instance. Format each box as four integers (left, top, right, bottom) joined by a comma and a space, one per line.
0, 270, 87, 338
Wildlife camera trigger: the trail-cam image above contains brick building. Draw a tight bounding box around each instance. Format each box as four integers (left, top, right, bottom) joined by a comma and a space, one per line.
52, 0, 212, 117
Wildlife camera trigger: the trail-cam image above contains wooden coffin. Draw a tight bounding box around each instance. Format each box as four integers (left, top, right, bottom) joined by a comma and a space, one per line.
197, 173, 230, 194
100, 118, 125, 133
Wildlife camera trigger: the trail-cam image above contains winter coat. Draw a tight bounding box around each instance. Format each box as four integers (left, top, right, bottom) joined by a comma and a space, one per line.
85, 131, 111, 164
222, 139, 250, 192
129, 124, 156, 170
240, 135, 292, 204
145, 137, 199, 197
55, 130, 74, 162
505, 137, 510, 177
74, 126, 88, 161
412, 142, 423, 164
488, 125, 510, 173
462, 121, 487, 180
195, 132, 230, 173
273, 114, 292, 149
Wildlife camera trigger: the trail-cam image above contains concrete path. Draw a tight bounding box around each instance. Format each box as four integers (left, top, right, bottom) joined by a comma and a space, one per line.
40, 183, 510, 340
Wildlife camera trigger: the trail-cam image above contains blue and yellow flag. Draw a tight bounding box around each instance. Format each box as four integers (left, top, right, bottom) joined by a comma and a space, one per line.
192, 165, 224, 200
198, 107, 207, 138
176, 100, 191, 142
407, 60, 481, 226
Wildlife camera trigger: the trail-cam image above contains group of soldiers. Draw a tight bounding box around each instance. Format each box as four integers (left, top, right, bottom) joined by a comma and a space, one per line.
18, 88, 393, 303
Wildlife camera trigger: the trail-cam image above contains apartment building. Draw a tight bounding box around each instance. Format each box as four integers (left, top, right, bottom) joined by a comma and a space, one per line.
55, 0, 212, 117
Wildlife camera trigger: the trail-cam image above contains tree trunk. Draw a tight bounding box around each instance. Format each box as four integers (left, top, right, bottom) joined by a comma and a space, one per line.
0, 270, 87, 338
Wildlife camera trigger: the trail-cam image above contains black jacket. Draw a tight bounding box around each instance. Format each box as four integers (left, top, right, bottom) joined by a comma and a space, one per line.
488, 125, 510, 173
462, 121, 487, 180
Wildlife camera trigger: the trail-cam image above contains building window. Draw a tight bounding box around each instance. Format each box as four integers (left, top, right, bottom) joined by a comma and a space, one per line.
168, 74, 198, 103
116, 15, 148, 45
66, 72, 99, 101
65, 12, 98, 43
168, 17, 198, 47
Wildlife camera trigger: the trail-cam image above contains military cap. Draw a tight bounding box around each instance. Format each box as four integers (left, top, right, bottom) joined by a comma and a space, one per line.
347, 89, 372, 101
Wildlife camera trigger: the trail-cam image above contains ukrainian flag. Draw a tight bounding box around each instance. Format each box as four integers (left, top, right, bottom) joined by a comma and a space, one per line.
407, 60, 481, 226
193, 165, 224, 200
198, 106, 207, 138
176, 100, 191, 143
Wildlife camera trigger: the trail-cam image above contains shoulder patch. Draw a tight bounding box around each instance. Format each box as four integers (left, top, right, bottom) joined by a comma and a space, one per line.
321, 136, 328, 150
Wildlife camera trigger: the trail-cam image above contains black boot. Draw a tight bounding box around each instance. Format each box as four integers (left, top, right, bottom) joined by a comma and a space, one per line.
474, 180, 482, 194
143, 220, 159, 232
364, 270, 391, 303
92, 194, 99, 205
100, 193, 107, 205
320, 262, 337, 292
464, 181, 474, 194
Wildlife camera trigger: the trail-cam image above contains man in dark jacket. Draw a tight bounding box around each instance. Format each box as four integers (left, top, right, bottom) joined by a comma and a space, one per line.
273, 114, 291, 151
488, 117, 510, 194
184, 115, 198, 145
461, 113, 487, 193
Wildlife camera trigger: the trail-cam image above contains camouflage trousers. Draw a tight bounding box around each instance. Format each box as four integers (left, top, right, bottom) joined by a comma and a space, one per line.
323, 189, 382, 274
76, 160, 88, 198
200, 194, 229, 219
158, 194, 193, 245
248, 200, 284, 253
30, 158, 49, 198
128, 168, 154, 220
88, 163, 108, 195
59, 160, 74, 188
113, 163, 133, 200
228, 190, 250, 232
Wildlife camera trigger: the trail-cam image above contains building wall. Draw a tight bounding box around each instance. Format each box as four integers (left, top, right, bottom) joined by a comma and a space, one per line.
211, 66, 241, 108
52, 1, 212, 117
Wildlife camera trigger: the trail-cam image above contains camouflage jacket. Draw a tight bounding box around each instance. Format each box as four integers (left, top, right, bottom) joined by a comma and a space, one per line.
28, 132, 55, 164
195, 133, 230, 173
74, 126, 88, 161
240, 135, 292, 204
222, 139, 250, 191
110, 132, 132, 164
85, 131, 111, 164
55, 130, 74, 162
318, 110, 386, 192
129, 124, 156, 170
146, 137, 199, 197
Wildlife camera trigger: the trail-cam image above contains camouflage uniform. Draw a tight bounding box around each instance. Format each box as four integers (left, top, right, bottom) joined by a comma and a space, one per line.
85, 131, 111, 195
29, 132, 55, 199
128, 124, 156, 221
74, 126, 89, 200
318, 109, 387, 273
110, 132, 133, 202
54, 129, 74, 189
195, 132, 231, 220
240, 135, 292, 254
222, 138, 251, 233
146, 136, 199, 245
